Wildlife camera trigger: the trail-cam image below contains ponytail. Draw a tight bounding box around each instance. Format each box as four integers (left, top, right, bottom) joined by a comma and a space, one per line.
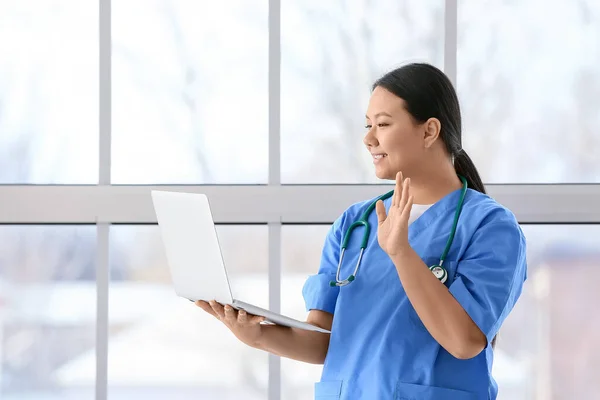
454, 149, 497, 348
453, 150, 486, 194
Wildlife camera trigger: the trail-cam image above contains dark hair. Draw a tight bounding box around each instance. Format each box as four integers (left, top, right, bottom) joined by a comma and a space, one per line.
373, 63, 497, 349
372, 63, 486, 195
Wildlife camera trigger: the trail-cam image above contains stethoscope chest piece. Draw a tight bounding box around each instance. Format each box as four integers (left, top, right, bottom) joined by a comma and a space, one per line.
429, 265, 448, 284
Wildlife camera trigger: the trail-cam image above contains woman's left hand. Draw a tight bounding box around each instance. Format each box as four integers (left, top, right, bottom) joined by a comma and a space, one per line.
375, 171, 413, 257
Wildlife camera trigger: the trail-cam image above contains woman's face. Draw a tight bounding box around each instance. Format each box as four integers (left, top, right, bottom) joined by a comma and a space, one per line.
364, 86, 432, 180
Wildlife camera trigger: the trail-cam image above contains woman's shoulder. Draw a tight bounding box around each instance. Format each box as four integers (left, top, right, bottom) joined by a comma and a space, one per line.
341, 194, 384, 218
329, 194, 384, 231
462, 189, 522, 233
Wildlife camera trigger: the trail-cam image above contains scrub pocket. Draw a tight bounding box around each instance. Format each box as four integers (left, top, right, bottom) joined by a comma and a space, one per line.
395, 381, 478, 400
314, 380, 343, 400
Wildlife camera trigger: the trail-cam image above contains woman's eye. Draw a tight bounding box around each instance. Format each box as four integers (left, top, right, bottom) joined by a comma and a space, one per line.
365, 123, 389, 129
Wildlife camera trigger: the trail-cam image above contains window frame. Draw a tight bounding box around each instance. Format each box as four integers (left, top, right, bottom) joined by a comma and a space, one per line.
1, 0, 599, 399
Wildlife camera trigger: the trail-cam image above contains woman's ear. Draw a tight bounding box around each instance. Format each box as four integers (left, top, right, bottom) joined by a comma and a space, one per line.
423, 117, 441, 148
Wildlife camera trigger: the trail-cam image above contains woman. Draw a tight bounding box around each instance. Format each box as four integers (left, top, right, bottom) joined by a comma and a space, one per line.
197, 63, 527, 399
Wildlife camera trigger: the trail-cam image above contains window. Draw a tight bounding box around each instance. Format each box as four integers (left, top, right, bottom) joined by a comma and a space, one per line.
0, 2, 98, 184
457, 0, 600, 183
111, 0, 268, 184
281, 224, 600, 399
2, 2, 598, 399
281, 0, 445, 183
0, 225, 96, 399
108, 224, 268, 399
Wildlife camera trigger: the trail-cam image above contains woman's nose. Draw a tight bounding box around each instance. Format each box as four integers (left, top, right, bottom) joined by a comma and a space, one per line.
363, 128, 378, 147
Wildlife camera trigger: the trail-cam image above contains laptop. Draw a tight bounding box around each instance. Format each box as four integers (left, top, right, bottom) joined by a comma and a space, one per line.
150, 190, 330, 334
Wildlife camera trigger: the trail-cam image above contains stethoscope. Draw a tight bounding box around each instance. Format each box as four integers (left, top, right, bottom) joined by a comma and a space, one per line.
330, 175, 468, 287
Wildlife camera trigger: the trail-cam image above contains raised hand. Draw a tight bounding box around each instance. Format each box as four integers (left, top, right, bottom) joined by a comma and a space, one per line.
375, 171, 414, 257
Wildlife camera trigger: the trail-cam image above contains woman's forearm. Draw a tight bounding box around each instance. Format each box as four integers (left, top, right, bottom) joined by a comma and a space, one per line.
391, 248, 486, 359
252, 310, 333, 364
253, 325, 330, 364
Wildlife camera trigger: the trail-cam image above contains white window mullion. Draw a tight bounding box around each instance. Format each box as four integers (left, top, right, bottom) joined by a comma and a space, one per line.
268, 0, 282, 399
95, 222, 109, 400
97, 0, 111, 398
444, 0, 458, 86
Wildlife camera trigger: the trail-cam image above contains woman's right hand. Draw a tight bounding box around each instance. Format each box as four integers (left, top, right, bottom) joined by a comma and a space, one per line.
195, 300, 266, 348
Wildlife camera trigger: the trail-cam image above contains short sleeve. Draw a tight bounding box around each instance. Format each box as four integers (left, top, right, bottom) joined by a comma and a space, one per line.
301, 213, 346, 314
448, 217, 528, 344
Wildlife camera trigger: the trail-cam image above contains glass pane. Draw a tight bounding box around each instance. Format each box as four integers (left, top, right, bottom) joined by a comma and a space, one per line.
0, 225, 96, 400
281, 225, 332, 399
493, 224, 600, 400
111, 0, 268, 184
0, 2, 98, 184
281, 0, 445, 183
108, 225, 268, 399
458, 0, 600, 183
281, 224, 600, 399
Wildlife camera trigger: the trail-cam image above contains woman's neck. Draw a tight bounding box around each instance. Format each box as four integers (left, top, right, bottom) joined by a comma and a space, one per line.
406, 166, 462, 205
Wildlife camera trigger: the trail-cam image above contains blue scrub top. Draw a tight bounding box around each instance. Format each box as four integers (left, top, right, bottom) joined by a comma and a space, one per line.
302, 188, 527, 400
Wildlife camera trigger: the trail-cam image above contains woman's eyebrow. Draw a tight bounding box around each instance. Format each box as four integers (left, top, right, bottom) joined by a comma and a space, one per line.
366, 111, 392, 119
